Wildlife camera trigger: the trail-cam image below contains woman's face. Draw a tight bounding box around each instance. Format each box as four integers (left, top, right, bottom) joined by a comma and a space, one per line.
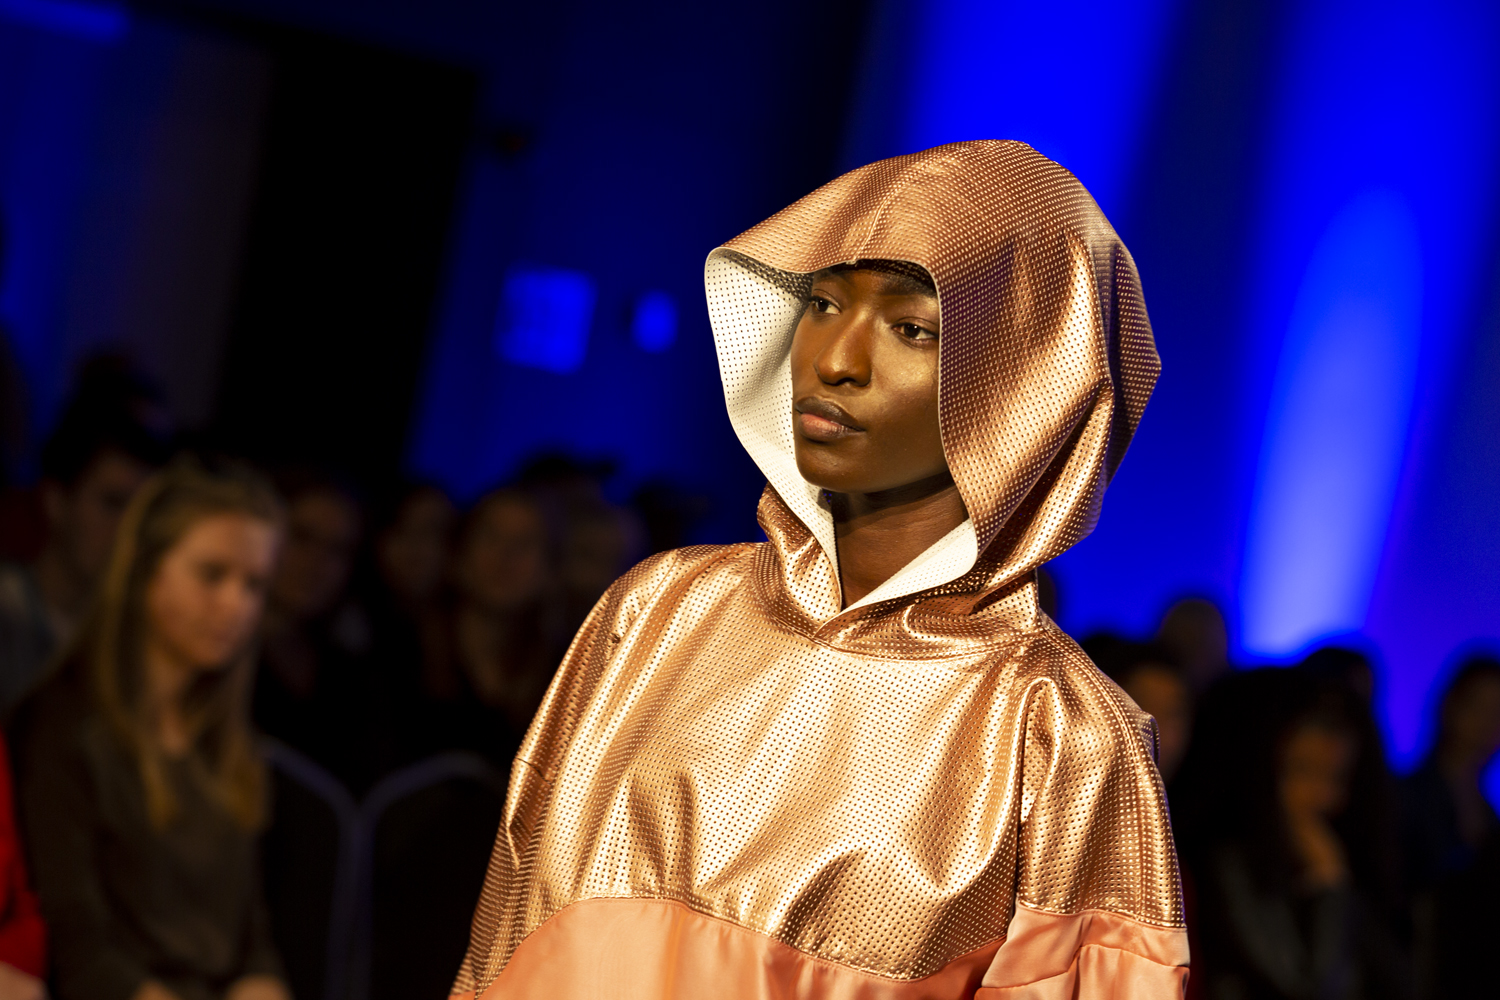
456, 496, 549, 613
271, 489, 361, 621
1279, 723, 1357, 822
146, 513, 279, 673
789, 268, 946, 495
379, 488, 456, 604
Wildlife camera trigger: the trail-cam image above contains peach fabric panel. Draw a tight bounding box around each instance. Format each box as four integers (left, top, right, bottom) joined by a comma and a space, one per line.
471, 897, 1002, 1000
977, 903, 1188, 999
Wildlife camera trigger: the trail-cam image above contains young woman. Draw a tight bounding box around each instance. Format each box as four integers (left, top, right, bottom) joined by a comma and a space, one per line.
14, 458, 290, 1000
1181, 668, 1406, 1000
419, 490, 566, 769
453, 141, 1187, 998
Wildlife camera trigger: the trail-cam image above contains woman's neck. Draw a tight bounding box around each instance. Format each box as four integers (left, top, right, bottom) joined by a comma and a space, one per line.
141, 637, 196, 757
832, 473, 968, 608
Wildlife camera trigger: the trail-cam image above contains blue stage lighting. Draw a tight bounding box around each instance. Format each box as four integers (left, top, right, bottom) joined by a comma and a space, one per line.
843, 0, 1181, 216
1242, 190, 1421, 656
493, 266, 597, 375
0, 0, 127, 41
631, 291, 677, 353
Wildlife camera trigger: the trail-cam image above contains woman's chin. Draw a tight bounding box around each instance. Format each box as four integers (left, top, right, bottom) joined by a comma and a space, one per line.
793, 451, 860, 496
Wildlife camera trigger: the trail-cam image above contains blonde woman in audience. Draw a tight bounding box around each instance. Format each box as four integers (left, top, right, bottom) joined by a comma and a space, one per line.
14, 458, 289, 1000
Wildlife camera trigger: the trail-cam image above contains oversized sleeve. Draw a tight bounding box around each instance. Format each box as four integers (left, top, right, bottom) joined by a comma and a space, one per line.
17, 709, 150, 1000
977, 646, 1189, 998
0, 735, 45, 977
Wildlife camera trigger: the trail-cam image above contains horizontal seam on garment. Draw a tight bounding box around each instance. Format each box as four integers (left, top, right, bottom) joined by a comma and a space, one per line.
1010, 900, 1187, 934
520, 895, 1010, 984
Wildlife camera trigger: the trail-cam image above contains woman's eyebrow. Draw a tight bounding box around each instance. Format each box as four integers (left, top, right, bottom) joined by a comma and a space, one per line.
879, 273, 937, 297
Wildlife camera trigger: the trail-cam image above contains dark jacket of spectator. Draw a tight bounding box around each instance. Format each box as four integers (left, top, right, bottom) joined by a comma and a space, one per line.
16, 673, 278, 1000
1397, 654, 1500, 998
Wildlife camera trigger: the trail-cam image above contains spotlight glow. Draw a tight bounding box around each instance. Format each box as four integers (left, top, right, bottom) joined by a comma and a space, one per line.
1241, 190, 1422, 656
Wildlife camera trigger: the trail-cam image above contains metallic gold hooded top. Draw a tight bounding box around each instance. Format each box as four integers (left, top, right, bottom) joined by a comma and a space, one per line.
453, 141, 1188, 999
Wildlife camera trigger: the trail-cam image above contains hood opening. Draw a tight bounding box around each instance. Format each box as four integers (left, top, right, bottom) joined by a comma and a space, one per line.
705, 141, 1157, 616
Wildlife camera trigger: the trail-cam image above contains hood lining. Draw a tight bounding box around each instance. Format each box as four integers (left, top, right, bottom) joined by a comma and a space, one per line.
707, 249, 980, 617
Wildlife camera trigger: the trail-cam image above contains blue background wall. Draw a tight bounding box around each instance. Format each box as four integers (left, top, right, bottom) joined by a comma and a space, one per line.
0, 0, 1496, 770
841, 0, 1500, 769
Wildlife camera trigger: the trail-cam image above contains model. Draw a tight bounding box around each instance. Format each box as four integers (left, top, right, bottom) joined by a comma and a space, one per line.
452, 140, 1188, 999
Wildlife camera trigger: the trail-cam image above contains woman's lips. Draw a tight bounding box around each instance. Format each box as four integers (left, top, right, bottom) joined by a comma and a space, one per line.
795, 398, 864, 442
798, 412, 854, 441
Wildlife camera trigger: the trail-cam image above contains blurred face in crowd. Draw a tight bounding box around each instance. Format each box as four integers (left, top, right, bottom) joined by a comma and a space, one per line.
1120, 663, 1192, 782
270, 488, 361, 621
145, 512, 279, 675
1443, 673, 1500, 764
789, 268, 946, 496
1279, 723, 1357, 823
456, 494, 548, 614
378, 487, 455, 606
562, 510, 636, 605
43, 448, 152, 585
1158, 598, 1229, 690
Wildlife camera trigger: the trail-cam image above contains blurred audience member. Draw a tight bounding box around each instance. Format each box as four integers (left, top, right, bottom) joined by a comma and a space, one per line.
1087, 637, 1193, 783
422, 489, 562, 768
375, 484, 455, 616
1400, 653, 1500, 997
556, 501, 644, 633
252, 470, 366, 767
630, 479, 710, 555
1402, 654, 1500, 889
0, 359, 170, 717
515, 454, 645, 633
1176, 668, 1408, 1000
1301, 645, 1376, 707
13, 458, 288, 1000
1158, 597, 1230, 694
342, 482, 458, 788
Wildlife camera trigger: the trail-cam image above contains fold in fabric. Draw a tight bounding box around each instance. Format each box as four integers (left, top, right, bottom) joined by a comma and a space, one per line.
978, 903, 1188, 999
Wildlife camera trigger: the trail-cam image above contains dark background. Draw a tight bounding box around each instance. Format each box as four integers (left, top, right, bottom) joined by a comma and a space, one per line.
0, 0, 1496, 776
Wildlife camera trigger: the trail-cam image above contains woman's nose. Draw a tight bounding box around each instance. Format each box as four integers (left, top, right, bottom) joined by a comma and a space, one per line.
813, 319, 872, 387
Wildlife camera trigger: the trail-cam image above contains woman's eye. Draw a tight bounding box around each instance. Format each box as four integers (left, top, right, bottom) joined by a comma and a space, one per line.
808, 295, 835, 314
898, 323, 938, 341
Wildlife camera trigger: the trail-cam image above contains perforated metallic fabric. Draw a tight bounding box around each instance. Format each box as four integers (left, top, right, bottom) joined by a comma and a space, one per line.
453, 141, 1184, 999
